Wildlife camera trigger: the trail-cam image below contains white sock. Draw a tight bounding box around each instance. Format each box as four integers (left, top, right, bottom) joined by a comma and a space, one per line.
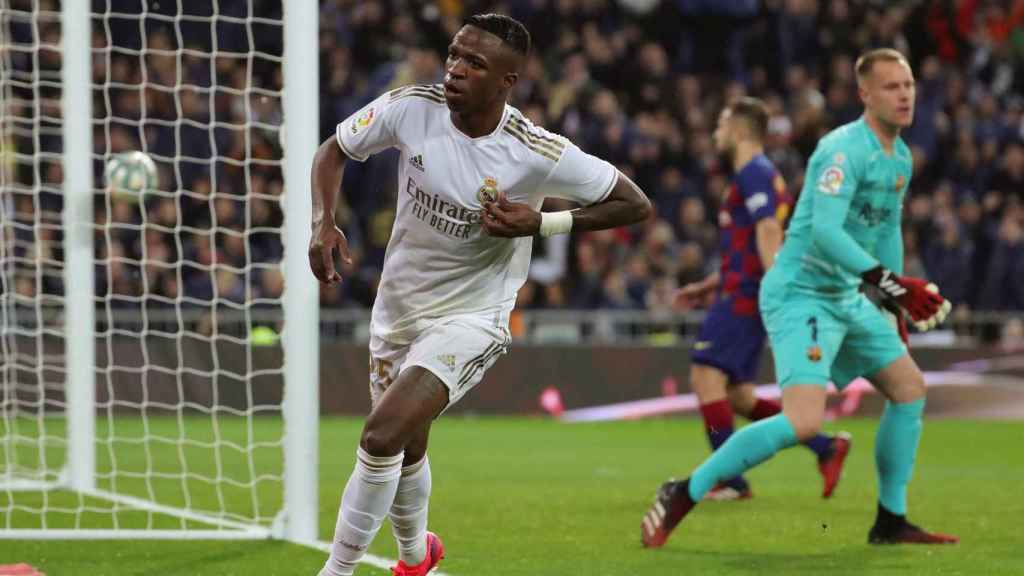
319, 447, 404, 576
389, 456, 432, 566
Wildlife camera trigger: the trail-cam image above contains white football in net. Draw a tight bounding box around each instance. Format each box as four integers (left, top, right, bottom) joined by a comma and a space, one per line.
105, 150, 157, 194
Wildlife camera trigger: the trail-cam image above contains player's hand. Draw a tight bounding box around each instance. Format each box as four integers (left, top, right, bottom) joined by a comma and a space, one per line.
481, 192, 542, 238
862, 266, 951, 331
673, 281, 713, 310
308, 223, 351, 285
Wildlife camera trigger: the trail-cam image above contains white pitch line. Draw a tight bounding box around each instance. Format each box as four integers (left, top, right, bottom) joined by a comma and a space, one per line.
559, 370, 1000, 423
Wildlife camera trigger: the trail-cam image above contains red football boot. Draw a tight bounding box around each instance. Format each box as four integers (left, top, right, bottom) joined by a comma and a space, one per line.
819, 432, 852, 498
391, 532, 445, 575
641, 479, 697, 548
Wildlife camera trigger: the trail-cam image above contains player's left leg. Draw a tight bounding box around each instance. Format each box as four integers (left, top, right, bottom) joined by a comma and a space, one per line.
864, 355, 957, 544
838, 297, 958, 544
728, 383, 852, 497
389, 424, 434, 568
321, 366, 449, 576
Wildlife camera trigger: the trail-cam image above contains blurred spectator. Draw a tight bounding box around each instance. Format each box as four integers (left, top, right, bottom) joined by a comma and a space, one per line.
980, 211, 1024, 311
3, 0, 1023, 326
923, 216, 973, 306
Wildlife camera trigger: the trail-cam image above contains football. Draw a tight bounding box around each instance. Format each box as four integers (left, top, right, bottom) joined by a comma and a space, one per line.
105, 151, 157, 195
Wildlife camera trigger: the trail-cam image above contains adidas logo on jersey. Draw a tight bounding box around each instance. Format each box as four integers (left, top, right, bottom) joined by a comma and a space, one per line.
409, 154, 424, 171
437, 353, 457, 371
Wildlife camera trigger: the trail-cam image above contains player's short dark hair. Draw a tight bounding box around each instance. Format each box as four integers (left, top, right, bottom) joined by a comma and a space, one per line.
464, 13, 530, 57
729, 97, 769, 141
855, 48, 909, 81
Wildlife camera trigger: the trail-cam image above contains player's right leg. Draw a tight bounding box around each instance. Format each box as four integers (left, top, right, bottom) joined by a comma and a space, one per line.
728, 383, 852, 498
319, 363, 449, 576
641, 297, 842, 548
641, 385, 825, 548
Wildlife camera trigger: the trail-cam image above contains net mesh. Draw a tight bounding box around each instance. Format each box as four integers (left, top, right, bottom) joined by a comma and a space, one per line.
1, 0, 291, 531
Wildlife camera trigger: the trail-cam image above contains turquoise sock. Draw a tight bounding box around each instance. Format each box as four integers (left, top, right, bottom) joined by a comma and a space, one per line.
875, 398, 925, 515
688, 414, 798, 501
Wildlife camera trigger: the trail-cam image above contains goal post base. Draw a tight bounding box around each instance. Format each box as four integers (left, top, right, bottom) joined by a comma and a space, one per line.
0, 528, 272, 541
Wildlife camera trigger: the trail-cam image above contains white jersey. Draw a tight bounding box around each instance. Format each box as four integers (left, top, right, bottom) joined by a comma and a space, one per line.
336, 83, 617, 344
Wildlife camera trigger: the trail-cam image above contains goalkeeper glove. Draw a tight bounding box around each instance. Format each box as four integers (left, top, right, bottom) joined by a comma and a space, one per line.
861, 266, 951, 331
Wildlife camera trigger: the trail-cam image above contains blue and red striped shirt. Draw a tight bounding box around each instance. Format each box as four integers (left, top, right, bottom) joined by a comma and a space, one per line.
716, 154, 791, 316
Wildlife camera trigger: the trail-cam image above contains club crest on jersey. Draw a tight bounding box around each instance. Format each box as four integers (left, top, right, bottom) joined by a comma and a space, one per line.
350, 107, 375, 135
477, 177, 499, 204
409, 154, 424, 171
817, 166, 844, 196
718, 210, 732, 228
807, 345, 823, 362
894, 174, 905, 191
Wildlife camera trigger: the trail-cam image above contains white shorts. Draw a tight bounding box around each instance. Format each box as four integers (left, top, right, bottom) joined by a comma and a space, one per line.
368, 314, 510, 411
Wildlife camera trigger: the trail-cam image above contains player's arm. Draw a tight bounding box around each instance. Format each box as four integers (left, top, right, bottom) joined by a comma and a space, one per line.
738, 170, 787, 271
309, 94, 400, 284
755, 219, 783, 270
309, 138, 352, 285
868, 201, 918, 342
837, 166, 950, 330
558, 172, 652, 232
481, 143, 651, 237
874, 216, 903, 275
808, 153, 880, 275
674, 272, 719, 310
870, 220, 910, 341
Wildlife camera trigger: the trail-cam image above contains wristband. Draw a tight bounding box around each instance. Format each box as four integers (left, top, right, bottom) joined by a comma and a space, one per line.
539, 210, 573, 237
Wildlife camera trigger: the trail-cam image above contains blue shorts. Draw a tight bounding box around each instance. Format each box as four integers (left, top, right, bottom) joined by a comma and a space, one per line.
690, 299, 766, 384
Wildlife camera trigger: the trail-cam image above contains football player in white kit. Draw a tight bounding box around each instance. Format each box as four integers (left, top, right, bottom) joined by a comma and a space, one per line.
309, 14, 652, 576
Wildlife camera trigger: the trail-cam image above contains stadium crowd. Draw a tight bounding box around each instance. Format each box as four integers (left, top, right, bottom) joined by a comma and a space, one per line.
329, 0, 1024, 323
3, 0, 1023, 339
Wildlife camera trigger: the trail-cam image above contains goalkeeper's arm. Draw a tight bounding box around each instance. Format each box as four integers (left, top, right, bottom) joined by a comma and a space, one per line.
808, 153, 949, 330
870, 217, 909, 342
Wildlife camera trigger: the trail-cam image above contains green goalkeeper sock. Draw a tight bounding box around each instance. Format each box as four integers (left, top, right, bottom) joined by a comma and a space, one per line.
688, 413, 798, 501
875, 398, 925, 515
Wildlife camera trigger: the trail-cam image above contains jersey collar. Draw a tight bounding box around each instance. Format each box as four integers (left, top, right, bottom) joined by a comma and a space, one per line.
447, 105, 510, 143
858, 114, 906, 158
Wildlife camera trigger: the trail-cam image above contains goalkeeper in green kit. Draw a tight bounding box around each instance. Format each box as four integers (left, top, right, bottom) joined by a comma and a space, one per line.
641, 48, 958, 547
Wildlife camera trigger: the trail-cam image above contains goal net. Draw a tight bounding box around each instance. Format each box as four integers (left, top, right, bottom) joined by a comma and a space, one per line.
0, 0, 319, 541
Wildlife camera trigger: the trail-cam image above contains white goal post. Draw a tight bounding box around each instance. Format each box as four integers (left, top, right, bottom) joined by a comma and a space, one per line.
0, 0, 319, 543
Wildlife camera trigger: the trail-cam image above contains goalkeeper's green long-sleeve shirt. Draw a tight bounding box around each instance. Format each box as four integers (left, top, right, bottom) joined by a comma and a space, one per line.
769, 116, 912, 297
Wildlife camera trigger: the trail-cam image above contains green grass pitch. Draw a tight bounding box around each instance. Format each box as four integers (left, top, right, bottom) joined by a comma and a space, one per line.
2, 416, 1022, 575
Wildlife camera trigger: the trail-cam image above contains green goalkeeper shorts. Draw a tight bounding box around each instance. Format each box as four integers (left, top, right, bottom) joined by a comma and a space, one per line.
759, 284, 907, 390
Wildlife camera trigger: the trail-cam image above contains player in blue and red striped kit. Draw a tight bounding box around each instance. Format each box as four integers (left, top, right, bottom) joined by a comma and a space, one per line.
665, 98, 851, 502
